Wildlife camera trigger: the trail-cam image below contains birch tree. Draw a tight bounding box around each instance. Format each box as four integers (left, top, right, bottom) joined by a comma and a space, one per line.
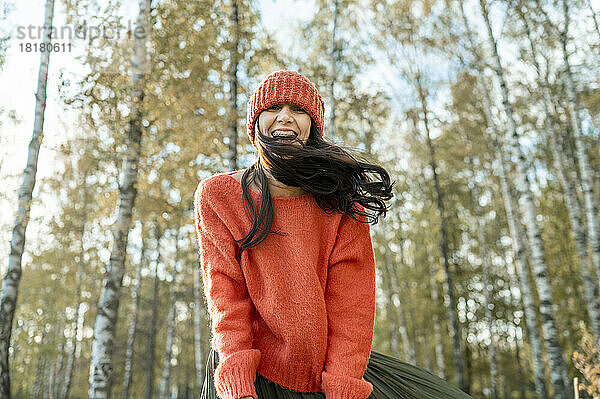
62, 164, 93, 399
88, 0, 151, 396
513, 1, 600, 340
0, 0, 55, 395
456, 3, 549, 396
121, 224, 146, 399
479, 1, 571, 396
559, 0, 600, 298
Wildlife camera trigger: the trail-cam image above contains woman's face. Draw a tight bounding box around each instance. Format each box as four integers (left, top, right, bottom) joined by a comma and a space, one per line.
256, 102, 311, 146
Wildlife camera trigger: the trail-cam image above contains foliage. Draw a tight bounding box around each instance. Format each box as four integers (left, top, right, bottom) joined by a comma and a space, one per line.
573, 321, 600, 398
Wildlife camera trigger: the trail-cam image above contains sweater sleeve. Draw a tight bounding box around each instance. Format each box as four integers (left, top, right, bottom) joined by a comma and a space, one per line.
321, 212, 376, 399
194, 181, 261, 399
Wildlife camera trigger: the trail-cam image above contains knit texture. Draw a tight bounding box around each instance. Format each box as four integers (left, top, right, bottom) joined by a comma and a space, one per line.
246, 70, 325, 145
194, 171, 376, 399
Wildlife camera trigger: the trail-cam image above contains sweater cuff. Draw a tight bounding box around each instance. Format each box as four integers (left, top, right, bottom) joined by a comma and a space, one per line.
321, 371, 373, 399
214, 349, 261, 399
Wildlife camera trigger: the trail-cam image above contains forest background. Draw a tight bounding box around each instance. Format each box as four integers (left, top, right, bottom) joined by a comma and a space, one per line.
0, 0, 599, 398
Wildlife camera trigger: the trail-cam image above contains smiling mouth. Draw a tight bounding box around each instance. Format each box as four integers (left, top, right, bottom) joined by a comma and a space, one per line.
271, 129, 298, 139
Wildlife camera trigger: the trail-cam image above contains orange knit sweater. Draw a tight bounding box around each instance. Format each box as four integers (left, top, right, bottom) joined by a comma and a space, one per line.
193, 171, 376, 399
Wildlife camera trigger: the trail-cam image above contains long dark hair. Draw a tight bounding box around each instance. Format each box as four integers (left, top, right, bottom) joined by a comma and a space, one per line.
234, 118, 394, 259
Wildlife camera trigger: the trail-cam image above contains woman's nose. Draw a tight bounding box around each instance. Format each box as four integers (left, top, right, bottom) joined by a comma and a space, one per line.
276, 106, 293, 121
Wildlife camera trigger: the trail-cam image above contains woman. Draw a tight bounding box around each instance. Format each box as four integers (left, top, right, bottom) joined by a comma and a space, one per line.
195, 70, 472, 399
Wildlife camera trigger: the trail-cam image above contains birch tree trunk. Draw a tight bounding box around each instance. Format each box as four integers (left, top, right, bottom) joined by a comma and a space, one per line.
561, 0, 600, 299
159, 230, 180, 399
328, 0, 339, 138
458, 4, 549, 396
515, 3, 600, 339
479, 1, 571, 396
227, 0, 239, 170
428, 253, 446, 380
414, 76, 467, 392
493, 133, 549, 399
145, 222, 162, 399
194, 258, 205, 392
0, 0, 55, 394
88, 0, 150, 396
122, 224, 146, 399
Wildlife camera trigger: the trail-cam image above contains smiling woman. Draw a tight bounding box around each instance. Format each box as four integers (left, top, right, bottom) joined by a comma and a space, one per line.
258, 102, 311, 144
196, 70, 473, 399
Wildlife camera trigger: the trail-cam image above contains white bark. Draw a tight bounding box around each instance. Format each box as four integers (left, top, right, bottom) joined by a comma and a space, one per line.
479, 1, 571, 397
0, 0, 55, 395
561, 0, 600, 305
515, 4, 600, 339
458, 3, 549, 396
122, 225, 146, 399
495, 136, 549, 399
88, 0, 151, 397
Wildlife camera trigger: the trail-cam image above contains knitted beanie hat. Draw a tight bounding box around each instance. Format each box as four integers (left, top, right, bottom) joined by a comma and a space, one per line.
246, 70, 325, 145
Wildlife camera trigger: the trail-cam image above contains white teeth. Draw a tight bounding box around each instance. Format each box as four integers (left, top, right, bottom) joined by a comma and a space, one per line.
273, 130, 296, 137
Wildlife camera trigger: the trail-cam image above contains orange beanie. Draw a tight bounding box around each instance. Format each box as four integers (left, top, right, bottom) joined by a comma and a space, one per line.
246, 70, 325, 145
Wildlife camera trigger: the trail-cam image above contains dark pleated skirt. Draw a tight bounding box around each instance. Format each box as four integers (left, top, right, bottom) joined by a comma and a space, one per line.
201, 347, 473, 399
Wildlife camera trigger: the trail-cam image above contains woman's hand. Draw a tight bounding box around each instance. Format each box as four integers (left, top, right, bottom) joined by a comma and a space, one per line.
240, 397, 253, 399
